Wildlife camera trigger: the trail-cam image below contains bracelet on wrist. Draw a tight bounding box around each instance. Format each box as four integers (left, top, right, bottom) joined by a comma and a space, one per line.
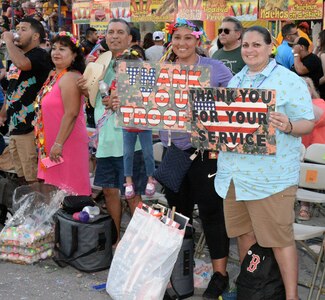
54, 142, 63, 148
293, 53, 299, 57
286, 120, 293, 134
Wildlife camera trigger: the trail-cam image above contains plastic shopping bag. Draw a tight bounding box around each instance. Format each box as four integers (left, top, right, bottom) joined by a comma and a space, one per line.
106, 207, 186, 300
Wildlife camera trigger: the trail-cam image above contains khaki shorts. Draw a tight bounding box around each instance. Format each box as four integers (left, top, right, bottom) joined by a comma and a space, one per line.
9, 131, 38, 182
224, 181, 297, 248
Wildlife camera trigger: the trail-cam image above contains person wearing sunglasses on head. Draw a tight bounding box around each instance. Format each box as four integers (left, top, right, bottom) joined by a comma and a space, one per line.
212, 17, 245, 75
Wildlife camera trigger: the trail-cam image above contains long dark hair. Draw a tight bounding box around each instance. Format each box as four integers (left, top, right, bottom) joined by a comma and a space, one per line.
50, 34, 86, 73
319, 30, 325, 53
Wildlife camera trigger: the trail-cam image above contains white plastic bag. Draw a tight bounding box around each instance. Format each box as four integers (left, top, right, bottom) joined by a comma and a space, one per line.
106, 207, 185, 300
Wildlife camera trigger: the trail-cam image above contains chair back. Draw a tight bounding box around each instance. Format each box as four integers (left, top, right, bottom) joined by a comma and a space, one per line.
153, 142, 164, 163
304, 143, 325, 164
300, 144, 306, 162
299, 162, 325, 190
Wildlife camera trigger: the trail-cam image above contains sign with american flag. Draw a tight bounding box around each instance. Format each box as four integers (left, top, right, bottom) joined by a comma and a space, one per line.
190, 87, 277, 155
116, 61, 210, 131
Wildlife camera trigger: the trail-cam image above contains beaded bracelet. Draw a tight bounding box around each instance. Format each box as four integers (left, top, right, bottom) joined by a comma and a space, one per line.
286, 120, 293, 135
53, 142, 63, 148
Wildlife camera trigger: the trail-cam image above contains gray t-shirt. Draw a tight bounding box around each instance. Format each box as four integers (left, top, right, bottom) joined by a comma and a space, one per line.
145, 45, 164, 62
212, 46, 245, 75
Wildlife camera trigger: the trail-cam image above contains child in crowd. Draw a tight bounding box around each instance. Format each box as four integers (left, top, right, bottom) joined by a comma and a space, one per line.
114, 49, 156, 199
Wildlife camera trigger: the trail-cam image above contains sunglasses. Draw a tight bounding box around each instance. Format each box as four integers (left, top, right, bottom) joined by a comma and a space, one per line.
218, 28, 233, 35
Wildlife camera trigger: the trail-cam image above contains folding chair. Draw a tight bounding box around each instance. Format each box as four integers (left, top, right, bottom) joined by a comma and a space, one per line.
296, 143, 325, 217
294, 223, 325, 300
153, 141, 164, 165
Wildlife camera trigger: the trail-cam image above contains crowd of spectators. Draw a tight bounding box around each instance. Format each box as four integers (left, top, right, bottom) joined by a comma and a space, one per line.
0, 12, 324, 299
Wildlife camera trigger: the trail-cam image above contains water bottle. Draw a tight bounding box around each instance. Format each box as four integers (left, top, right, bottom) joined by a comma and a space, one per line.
82, 206, 100, 218
98, 80, 109, 98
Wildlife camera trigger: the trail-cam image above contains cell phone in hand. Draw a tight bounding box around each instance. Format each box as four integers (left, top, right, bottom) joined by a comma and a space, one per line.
41, 156, 64, 168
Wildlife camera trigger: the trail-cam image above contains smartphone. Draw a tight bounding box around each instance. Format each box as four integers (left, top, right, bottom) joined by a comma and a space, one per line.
41, 157, 64, 168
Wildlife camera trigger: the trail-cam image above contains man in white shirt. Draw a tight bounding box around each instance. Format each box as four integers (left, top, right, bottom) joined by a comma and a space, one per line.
145, 31, 165, 62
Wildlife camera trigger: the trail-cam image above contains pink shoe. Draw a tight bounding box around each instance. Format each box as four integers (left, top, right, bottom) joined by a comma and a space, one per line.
145, 181, 156, 197
124, 183, 135, 199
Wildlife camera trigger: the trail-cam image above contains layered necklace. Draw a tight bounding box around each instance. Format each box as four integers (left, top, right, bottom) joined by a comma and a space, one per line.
33, 69, 68, 161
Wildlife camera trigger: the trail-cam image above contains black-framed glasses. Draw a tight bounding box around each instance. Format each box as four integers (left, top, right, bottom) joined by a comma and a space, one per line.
287, 31, 298, 36
218, 28, 233, 35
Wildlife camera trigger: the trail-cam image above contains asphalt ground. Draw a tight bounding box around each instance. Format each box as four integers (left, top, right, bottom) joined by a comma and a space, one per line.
0, 202, 324, 300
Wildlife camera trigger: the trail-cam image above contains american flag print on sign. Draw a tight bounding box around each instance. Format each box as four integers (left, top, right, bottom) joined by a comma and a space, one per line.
191, 87, 277, 155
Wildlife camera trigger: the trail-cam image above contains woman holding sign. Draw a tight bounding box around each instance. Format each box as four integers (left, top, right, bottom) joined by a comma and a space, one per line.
158, 18, 233, 299
215, 26, 314, 300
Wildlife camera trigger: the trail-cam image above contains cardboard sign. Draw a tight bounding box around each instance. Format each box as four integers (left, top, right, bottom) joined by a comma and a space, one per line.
190, 87, 277, 155
116, 61, 211, 131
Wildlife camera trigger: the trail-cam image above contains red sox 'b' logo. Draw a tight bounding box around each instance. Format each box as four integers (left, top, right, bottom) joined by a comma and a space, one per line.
247, 254, 261, 272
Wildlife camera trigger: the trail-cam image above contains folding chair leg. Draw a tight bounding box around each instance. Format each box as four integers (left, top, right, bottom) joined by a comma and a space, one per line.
307, 241, 324, 300
316, 244, 325, 300
194, 232, 206, 258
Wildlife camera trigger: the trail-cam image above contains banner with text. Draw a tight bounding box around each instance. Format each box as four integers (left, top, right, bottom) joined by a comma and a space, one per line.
204, 0, 258, 21
130, 0, 176, 22
190, 87, 277, 155
259, 0, 323, 20
116, 61, 211, 131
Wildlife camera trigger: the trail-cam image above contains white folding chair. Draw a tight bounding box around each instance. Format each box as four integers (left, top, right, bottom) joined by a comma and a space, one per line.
297, 143, 325, 218
294, 223, 325, 300
300, 143, 306, 162
153, 142, 164, 164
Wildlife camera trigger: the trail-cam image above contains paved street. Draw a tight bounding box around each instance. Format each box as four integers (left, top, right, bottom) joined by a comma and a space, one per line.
0, 204, 324, 299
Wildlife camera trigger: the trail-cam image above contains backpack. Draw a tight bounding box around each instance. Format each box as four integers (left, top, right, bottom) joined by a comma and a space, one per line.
236, 243, 285, 300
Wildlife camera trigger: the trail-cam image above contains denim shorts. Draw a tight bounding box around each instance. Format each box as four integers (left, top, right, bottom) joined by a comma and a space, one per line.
94, 150, 146, 195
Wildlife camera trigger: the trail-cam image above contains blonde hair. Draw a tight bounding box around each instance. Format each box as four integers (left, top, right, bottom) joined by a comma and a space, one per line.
303, 77, 320, 99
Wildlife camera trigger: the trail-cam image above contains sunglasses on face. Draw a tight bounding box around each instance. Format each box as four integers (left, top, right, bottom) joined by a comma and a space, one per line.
218, 28, 233, 35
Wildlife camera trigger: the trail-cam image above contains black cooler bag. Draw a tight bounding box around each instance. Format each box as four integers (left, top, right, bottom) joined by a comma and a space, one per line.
54, 209, 117, 272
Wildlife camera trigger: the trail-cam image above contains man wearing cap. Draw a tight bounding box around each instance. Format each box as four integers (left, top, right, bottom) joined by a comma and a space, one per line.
275, 23, 299, 69
291, 36, 323, 90
298, 22, 310, 36
212, 17, 245, 75
145, 31, 165, 62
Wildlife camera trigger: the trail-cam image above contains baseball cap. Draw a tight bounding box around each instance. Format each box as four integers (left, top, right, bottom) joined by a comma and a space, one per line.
153, 31, 164, 41
298, 22, 309, 30
296, 37, 310, 48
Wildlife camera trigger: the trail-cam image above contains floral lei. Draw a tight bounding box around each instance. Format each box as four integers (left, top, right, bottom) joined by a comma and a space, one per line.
163, 18, 207, 43
33, 69, 67, 162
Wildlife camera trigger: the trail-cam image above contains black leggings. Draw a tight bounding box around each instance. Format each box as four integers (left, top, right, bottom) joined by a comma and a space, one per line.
164, 149, 229, 259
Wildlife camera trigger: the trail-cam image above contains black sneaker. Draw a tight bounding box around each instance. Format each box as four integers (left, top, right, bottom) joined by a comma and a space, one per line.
203, 271, 229, 299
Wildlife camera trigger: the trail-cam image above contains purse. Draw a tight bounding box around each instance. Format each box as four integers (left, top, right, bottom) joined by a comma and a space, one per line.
153, 143, 198, 193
